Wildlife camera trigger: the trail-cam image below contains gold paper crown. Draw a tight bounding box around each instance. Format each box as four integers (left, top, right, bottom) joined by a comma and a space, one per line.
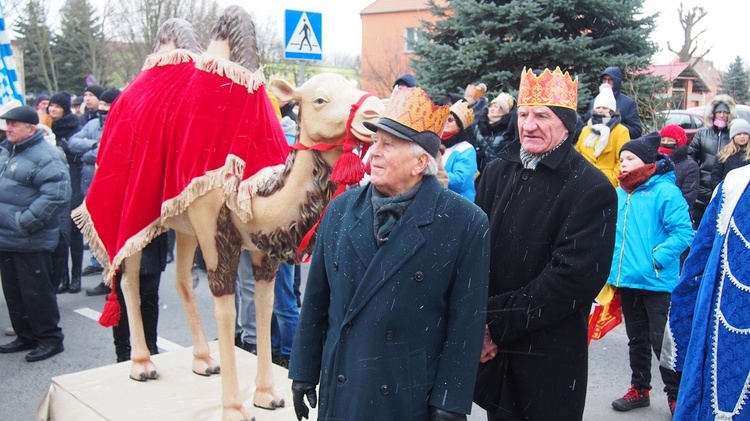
383, 87, 450, 135
518, 67, 578, 110
450, 100, 475, 129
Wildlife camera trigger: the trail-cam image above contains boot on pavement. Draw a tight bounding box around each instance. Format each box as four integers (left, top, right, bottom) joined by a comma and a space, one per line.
86, 281, 111, 296
612, 384, 650, 411
53, 258, 69, 294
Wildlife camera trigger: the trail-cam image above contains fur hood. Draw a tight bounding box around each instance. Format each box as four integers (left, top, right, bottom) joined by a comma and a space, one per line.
704, 94, 738, 125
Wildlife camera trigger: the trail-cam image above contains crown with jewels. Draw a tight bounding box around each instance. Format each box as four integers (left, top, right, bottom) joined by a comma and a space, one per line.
518, 67, 578, 110
382, 87, 450, 136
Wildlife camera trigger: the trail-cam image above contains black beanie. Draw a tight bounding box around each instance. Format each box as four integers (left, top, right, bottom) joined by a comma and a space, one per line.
84, 85, 104, 99
49, 91, 72, 115
620, 132, 661, 164
549, 106, 578, 134
99, 88, 121, 104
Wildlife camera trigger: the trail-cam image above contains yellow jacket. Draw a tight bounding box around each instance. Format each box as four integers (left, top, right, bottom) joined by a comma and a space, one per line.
575, 123, 630, 187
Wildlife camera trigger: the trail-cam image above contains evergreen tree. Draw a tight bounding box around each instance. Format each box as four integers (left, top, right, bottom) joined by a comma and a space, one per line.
412, 0, 658, 115
722, 56, 750, 104
55, 0, 107, 93
14, 0, 57, 94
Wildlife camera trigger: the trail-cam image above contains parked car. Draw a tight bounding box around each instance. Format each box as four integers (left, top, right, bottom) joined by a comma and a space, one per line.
687, 104, 750, 121
656, 104, 750, 142
657, 109, 705, 142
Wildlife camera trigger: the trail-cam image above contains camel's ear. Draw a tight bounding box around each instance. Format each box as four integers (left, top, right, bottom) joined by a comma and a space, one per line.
268, 78, 297, 104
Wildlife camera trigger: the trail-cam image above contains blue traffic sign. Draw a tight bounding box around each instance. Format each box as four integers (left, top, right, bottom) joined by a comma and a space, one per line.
284, 10, 322, 61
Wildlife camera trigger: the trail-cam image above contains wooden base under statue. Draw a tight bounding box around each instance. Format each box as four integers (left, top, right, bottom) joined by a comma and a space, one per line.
36, 341, 314, 420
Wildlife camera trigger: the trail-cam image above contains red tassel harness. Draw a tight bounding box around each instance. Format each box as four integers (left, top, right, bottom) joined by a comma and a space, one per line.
293, 92, 374, 262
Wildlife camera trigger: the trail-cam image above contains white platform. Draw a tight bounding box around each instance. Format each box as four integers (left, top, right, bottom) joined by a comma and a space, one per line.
36, 341, 314, 420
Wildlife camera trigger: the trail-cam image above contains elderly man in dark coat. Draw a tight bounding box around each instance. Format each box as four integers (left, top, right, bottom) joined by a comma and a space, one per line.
0, 106, 70, 362
474, 67, 617, 420
289, 87, 490, 421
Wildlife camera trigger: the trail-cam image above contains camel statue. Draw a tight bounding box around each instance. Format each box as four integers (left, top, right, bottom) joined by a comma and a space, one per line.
72, 6, 383, 421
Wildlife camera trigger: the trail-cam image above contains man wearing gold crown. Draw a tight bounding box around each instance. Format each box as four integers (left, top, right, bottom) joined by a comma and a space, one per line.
289, 87, 490, 421
474, 68, 618, 420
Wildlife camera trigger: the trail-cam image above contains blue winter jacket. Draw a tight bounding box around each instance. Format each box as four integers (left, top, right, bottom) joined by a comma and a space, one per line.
69, 114, 105, 196
0, 130, 71, 252
607, 171, 694, 292
443, 140, 477, 201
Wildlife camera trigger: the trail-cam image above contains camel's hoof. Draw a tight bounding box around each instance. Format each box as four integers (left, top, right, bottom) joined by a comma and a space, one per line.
193, 369, 210, 377
254, 400, 279, 410
130, 373, 148, 382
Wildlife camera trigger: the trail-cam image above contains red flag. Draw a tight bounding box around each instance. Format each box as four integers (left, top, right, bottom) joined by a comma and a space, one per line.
588, 289, 623, 345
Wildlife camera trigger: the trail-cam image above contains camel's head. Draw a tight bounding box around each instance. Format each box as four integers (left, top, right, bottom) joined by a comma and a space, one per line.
269, 74, 384, 153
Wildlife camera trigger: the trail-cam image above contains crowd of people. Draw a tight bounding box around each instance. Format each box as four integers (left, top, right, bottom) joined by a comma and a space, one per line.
0, 61, 748, 421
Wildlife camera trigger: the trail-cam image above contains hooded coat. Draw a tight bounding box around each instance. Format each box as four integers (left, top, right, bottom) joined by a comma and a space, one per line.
289, 176, 489, 419
689, 94, 737, 212
586, 67, 643, 139
474, 135, 617, 419
606, 169, 695, 293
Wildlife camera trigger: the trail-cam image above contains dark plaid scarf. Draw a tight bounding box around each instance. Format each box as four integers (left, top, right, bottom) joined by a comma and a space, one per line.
371, 180, 422, 246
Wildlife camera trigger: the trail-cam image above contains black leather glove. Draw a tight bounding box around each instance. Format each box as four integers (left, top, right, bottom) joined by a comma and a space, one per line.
430, 406, 467, 421
291, 380, 318, 420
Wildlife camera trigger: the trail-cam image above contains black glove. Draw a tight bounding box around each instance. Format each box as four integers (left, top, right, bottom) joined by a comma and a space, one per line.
291, 380, 318, 420
430, 406, 467, 421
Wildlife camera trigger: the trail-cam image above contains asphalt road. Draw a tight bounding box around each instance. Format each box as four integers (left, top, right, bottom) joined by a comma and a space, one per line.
0, 253, 673, 420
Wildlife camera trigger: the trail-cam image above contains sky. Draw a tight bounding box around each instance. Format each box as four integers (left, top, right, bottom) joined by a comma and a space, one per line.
239, 0, 745, 71
10, 0, 747, 71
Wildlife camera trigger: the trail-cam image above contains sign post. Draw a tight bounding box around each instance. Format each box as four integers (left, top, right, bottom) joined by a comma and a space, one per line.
284, 9, 322, 84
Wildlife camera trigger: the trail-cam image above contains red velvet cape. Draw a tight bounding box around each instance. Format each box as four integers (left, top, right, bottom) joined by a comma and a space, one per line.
73, 50, 288, 280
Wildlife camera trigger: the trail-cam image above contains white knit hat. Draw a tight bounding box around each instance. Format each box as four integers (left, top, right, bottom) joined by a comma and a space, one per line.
593, 84, 617, 112
490, 93, 515, 114
730, 118, 750, 139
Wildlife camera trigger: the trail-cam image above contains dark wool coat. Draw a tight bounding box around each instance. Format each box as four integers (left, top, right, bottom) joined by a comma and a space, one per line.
289, 175, 490, 420
689, 125, 731, 209
670, 145, 700, 215
474, 136, 617, 420
711, 147, 750, 189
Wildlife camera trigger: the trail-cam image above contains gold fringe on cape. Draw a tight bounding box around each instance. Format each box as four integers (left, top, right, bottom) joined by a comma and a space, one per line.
195, 54, 265, 93
71, 154, 252, 282
142, 49, 198, 71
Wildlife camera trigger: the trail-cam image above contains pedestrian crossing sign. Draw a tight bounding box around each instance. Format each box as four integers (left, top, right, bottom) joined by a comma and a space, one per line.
284, 10, 322, 61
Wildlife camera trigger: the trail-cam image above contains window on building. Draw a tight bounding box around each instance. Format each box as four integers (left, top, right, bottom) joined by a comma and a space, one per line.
404, 28, 418, 53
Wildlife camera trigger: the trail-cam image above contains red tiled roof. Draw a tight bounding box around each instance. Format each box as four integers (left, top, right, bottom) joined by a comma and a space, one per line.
361, 0, 439, 15
648, 63, 690, 81
647, 62, 710, 93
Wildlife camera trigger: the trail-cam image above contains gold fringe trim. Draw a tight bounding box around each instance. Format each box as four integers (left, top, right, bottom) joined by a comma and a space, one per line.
227, 165, 284, 224
142, 49, 197, 71
160, 155, 248, 223
195, 54, 265, 93
73, 155, 249, 282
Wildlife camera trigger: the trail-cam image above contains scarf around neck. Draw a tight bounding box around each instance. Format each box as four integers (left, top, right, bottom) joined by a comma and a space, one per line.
584, 114, 621, 158
519, 140, 564, 170
371, 180, 422, 246
618, 163, 656, 193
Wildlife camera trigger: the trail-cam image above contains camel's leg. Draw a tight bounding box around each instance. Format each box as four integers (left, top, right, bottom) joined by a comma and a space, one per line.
121, 252, 158, 381
174, 231, 219, 376
251, 255, 284, 410
188, 193, 251, 421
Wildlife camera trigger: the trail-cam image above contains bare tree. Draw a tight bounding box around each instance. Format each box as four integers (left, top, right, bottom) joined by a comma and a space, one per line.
14, 0, 59, 93
667, 3, 712, 62
104, 0, 220, 84
361, 34, 410, 98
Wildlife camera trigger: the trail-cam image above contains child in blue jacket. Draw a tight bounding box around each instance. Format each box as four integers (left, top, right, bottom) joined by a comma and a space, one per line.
607, 132, 695, 415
